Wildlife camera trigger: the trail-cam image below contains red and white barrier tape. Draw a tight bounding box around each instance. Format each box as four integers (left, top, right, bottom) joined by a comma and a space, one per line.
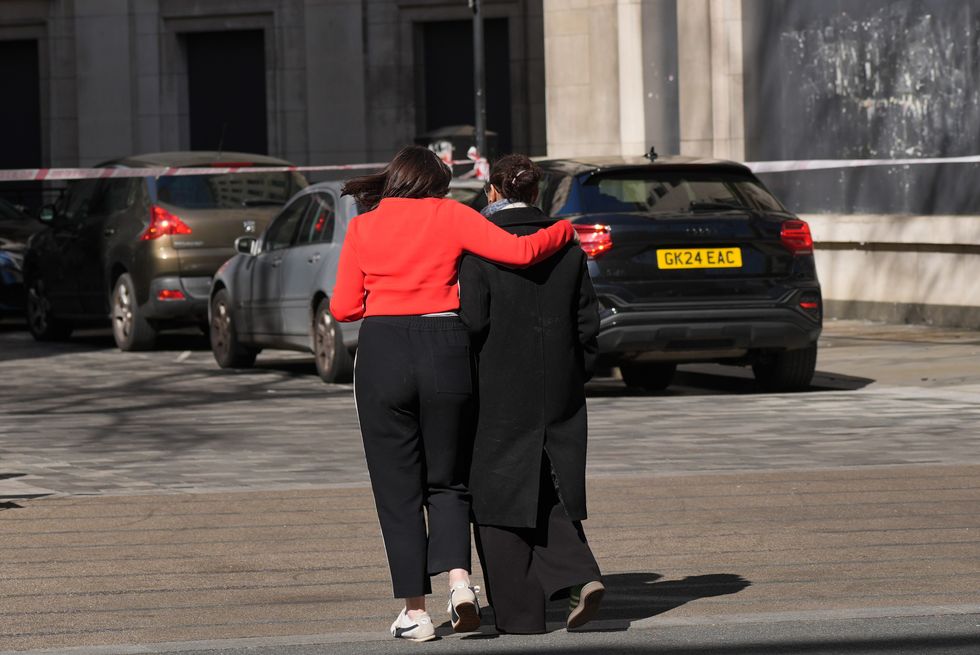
1, 155, 980, 182
747, 154, 980, 174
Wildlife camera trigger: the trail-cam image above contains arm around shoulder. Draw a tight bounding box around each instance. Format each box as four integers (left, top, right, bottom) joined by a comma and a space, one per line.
452, 202, 574, 267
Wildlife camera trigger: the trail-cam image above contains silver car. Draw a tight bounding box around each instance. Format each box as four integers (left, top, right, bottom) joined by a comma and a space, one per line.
208, 181, 360, 383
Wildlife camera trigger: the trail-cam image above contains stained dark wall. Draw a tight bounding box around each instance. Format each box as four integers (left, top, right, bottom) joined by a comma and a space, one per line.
744, 0, 980, 214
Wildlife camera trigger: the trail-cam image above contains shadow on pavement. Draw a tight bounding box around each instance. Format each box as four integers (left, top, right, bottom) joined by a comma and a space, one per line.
567, 572, 752, 631
587, 367, 875, 398
0, 317, 27, 332
0, 327, 212, 363
445, 573, 751, 639
4, 324, 874, 396
65, 329, 212, 352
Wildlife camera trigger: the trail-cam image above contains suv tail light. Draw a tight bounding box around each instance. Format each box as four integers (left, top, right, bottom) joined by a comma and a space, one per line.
780, 220, 813, 255
573, 223, 613, 259
799, 291, 821, 319
142, 205, 192, 240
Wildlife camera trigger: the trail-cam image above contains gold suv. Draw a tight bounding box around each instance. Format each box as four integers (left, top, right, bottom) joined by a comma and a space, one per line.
23, 151, 307, 350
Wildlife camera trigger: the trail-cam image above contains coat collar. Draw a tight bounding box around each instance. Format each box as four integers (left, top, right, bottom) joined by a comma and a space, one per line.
489, 205, 555, 228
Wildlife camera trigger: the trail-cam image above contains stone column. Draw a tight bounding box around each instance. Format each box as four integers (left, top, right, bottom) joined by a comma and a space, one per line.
304, 0, 368, 164
617, 0, 647, 156
642, 0, 680, 155
544, 0, 646, 158
677, 0, 745, 160
544, 0, 620, 157
73, 0, 135, 165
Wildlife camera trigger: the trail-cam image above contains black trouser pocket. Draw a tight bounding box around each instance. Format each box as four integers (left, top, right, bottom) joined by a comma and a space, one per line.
431, 344, 473, 394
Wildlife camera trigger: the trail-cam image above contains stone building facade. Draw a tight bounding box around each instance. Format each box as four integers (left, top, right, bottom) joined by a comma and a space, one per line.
0, 0, 547, 170
0, 0, 741, 170
3, 0, 979, 325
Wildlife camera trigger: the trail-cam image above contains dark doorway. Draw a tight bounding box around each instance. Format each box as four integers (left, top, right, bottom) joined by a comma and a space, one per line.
0, 39, 42, 208
419, 19, 512, 155
185, 30, 268, 154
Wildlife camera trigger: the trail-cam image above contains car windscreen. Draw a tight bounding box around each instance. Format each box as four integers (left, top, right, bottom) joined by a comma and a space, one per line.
447, 184, 488, 211
154, 171, 307, 210
568, 170, 787, 215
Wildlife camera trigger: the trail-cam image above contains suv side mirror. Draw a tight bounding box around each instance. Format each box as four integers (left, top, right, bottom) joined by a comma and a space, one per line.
39, 205, 56, 223
235, 236, 257, 255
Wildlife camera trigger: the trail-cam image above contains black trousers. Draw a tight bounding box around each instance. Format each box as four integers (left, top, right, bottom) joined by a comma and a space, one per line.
474, 461, 601, 634
354, 315, 474, 599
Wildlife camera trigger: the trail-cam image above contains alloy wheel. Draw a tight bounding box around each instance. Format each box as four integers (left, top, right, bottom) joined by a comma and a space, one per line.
112, 281, 134, 342
212, 299, 232, 359
315, 309, 337, 374
26, 280, 50, 335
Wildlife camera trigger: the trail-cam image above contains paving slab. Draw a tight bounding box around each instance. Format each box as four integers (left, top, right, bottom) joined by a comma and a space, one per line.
2, 319, 980, 652
2, 465, 979, 652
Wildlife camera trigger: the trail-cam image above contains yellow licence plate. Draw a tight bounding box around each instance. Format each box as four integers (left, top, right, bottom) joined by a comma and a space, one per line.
656, 248, 742, 269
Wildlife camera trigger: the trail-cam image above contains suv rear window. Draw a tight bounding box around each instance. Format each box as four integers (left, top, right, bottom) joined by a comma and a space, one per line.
154, 172, 307, 210
563, 170, 786, 215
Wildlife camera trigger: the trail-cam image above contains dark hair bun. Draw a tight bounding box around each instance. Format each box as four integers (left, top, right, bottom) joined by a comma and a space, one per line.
489, 154, 541, 204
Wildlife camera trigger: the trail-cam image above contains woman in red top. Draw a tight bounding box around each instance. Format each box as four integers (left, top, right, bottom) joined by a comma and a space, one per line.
330, 146, 574, 642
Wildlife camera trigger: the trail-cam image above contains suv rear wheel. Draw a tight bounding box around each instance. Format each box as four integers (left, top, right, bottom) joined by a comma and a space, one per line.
210, 288, 258, 369
620, 362, 677, 391
314, 298, 353, 383
26, 277, 73, 341
752, 343, 817, 392
111, 273, 157, 351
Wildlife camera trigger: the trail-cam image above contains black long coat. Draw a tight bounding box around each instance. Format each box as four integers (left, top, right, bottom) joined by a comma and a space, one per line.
459, 206, 600, 528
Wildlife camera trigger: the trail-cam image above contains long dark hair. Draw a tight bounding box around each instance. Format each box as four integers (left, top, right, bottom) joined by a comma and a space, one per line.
488, 154, 541, 204
341, 146, 452, 211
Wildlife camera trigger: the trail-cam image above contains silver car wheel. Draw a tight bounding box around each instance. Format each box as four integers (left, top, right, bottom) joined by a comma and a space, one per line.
212, 298, 231, 357
112, 281, 134, 342
315, 307, 337, 374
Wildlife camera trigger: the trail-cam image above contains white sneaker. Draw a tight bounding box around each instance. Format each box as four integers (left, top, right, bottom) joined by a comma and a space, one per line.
567, 580, 605, 630
390, 608, 436, 642
447, 581, 482, 633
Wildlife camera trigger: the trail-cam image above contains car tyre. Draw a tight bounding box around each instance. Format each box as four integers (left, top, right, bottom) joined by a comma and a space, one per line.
314, 298, 353, 383
25, 277, 73, 341
210, 288, 258, 369
620, 362, 677, 391
752, 343, 817, 392
111, 273, 157, 351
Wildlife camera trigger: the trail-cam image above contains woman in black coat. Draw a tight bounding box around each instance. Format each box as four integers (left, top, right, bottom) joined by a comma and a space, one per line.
459, 154, 604, 634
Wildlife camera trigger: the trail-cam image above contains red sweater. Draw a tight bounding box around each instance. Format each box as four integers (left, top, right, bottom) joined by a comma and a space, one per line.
329, 197, 574, 322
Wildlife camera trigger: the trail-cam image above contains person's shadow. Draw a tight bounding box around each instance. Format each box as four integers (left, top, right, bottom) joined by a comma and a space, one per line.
560, 572, 751, 631
456, 572, 750, 638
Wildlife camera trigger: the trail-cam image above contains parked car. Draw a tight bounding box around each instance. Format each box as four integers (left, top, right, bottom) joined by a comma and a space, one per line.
209, 181, 360, 383
446, 178, 488, 212
0, 199, 43, 314
23, 151, 307, 350
533, 155, 822, 392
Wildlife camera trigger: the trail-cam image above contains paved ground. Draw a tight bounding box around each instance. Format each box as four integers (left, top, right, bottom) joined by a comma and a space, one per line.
1, 318, 979, 653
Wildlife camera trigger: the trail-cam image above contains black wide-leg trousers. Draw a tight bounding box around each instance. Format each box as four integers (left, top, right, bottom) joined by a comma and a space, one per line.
354, 315, 474, 599
474, 460, 601, 634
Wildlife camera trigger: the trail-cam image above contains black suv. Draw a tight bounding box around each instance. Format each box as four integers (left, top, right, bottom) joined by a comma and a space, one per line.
24, 151, 307, 350
535, 155, 822, 392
